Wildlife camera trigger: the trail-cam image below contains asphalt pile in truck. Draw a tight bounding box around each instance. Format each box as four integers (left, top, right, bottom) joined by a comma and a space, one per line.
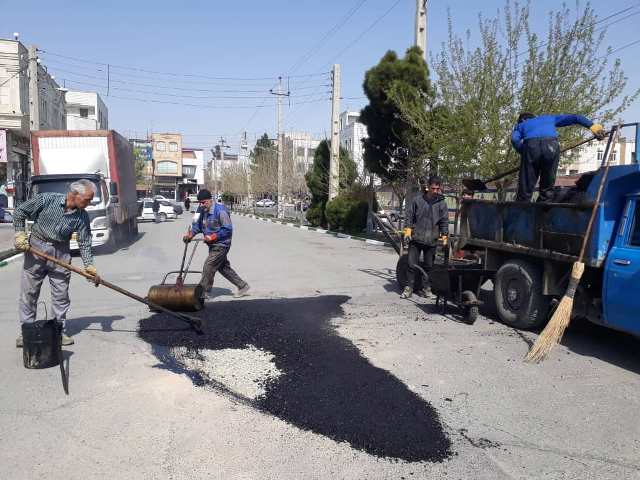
139, 295, 452, 463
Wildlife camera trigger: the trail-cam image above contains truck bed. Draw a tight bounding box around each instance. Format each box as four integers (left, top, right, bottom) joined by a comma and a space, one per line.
459, 164, 640, 267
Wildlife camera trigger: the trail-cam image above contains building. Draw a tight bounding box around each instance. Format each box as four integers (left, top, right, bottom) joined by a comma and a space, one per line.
179, 147, 205, 200
65, 91, 108, 130
0, 38, 65, 207
339, 111, 368, 178
151, 133, 182, 200
129, 138, 153, 198
283, 131, 320, 173
561, 137, 637, 175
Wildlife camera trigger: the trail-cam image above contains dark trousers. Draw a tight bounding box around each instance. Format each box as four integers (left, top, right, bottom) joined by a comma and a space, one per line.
516, 137, 560, 202
407, 242, 437, 290
200, 244, 247, 291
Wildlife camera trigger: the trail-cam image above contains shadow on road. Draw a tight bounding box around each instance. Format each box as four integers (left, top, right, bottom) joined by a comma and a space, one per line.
65, 315, 126, 336
138, 295, 452, 463
357, 267, 400, 293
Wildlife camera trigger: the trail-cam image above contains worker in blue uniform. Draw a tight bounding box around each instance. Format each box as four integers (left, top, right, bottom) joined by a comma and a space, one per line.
511, 113, 605, 201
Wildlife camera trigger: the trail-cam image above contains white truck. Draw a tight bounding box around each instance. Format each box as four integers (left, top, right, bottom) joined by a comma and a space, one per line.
29, 130, 139, 251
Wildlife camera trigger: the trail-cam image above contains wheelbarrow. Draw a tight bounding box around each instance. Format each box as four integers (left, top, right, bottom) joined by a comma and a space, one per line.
147, 239, 205, 312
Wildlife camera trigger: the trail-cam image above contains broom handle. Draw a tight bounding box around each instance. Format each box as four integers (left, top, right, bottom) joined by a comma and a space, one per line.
577, 125, 622, 261
25, 246, 201, 328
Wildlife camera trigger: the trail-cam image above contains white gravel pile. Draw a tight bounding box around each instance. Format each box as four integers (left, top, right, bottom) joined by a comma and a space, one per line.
171, 345, 282, 400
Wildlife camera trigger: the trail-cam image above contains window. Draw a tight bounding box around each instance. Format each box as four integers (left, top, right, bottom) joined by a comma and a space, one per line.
308, 148, 316, 159
156, 142, 166, 151
296, 147, 305, 157
630, 203, 640, 247
182, 165, 196, 177
156, 161, 177, 174
609, 151, 617, 162
79, 108, 89, 118
597, 150, 604, 161
169, 142, 178, 152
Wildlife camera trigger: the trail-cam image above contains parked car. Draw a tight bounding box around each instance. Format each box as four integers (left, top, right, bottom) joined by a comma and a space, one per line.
188, 194, 199, 213
256, 198, 276, 207
137, 199, 177, 222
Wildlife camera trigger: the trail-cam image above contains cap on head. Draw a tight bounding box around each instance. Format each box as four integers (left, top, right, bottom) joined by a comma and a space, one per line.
518, 112, 535, 124
197, 189, 212, 201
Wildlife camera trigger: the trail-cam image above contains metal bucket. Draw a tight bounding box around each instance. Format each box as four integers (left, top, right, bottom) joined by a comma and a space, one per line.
22, 320, 62, 369
147, 270, 204, 312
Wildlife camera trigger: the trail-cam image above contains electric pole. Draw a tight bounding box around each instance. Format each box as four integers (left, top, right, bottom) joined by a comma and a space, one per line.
28, 45, 40, 131
415, 0, 427, 57
328, 64, 341, 201
270, 77, 290, 219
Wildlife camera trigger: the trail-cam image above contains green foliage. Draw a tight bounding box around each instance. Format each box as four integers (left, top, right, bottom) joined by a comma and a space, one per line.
220, 192, 234, 204
133, 147, 148, 184
325, 194, 369, 234
304, 139, 357, 227
360, 46, 437, 185
432, 1, 639, 180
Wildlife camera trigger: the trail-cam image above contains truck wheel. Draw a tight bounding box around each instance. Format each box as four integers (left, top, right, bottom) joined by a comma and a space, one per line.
494, 260, 548, 329
461, 290, 479, 325
396, 254, 423, 292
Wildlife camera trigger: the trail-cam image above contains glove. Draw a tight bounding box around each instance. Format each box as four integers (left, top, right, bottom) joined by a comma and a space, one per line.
204, 233, 218, 244
14, 231, 29, 251
590, 123, 605, 140
85, 265, 100, 286
403, 228, 412, 241
440, 235, 449, 246
183, 233, 193, 243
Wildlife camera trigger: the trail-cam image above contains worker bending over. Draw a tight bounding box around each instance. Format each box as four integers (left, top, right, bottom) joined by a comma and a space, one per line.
13, 179, 99, 347
511, 113, 604, 201
401, 176, 449, 300
183, 189, 250, 299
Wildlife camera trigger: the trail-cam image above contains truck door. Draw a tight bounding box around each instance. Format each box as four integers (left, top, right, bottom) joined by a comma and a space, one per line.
603, 198, 640, 336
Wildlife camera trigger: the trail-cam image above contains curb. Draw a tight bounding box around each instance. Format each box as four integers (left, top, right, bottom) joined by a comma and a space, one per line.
233, 212, 393, 249
0, 251, 23, 268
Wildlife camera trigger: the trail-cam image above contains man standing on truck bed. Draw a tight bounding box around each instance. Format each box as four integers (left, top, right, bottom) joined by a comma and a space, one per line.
13, 179, 100, 347
511, 113, 605, 201
401, 176, 449, 300
183, 189, 250, 299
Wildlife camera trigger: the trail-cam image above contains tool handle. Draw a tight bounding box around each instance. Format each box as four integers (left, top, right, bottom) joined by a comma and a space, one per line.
26, 246, 203, 333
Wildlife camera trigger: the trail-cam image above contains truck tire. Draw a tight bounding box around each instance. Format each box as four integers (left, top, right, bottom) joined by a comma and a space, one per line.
396, 254, 423, 292
494, 259, 549, 329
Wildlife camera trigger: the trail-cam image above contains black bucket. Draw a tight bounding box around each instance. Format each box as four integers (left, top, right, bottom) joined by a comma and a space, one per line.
22, 320, 62, 369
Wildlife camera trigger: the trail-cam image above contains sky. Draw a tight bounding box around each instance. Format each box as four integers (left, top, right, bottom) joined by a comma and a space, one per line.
2, 0, 640, 156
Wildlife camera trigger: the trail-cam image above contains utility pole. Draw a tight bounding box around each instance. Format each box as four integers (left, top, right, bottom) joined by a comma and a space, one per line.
28, 45, 40, 131
270, 77, 290, 219
415, 0, 427, 57
328, 64, 341, 201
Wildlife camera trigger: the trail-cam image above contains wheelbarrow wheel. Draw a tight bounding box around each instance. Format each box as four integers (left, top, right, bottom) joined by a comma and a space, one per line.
461, 290, 479, 325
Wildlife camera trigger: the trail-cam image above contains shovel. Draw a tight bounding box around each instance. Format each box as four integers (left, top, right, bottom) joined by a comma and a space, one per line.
25, 246, 204, 334
462, 133, 608, 192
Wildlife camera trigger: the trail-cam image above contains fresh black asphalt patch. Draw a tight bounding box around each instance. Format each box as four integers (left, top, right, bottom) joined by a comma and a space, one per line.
139, 295, 452, 463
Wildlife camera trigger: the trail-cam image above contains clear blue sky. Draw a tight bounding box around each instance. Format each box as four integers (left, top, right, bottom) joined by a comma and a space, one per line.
3, 0, 639, 154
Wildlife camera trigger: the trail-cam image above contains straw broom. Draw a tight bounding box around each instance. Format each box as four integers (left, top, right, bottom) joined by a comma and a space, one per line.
525, 123, 621, 363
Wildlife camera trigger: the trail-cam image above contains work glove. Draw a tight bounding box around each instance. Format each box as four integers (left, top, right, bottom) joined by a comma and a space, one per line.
403, 227, 412, 241
590, 123, 605, 140
440, 235, 449, 246
182, 233, 193, 243
85, 265, 100, 286
204, 233, 218, 244
14, 231, 29, 251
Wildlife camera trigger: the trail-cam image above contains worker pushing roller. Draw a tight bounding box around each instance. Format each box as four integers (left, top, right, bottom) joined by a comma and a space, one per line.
511, 112, 605, 201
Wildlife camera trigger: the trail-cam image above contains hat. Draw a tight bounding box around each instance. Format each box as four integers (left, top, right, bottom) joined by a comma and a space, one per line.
197, 189, 212, 201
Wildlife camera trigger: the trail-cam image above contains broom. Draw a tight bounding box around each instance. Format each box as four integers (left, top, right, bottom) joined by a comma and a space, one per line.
525, 123, 621, 363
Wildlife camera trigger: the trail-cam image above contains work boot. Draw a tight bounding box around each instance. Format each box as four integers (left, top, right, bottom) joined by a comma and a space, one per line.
400, 286, 413, 299
417, 288, 431, 298
61, 334, 74, 346
16, 336, 22, 348
234, 284, 250, 298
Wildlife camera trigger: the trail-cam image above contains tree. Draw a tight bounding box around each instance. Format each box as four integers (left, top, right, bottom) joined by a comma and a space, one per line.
304, 140, 357, 227
432, 1, 639, 184
360, 46, 438, 209
133, 147, 152, 194
249, 133, 278, 199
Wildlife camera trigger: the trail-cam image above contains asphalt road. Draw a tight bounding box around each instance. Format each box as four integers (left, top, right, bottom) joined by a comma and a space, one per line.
0, 214, 639, 479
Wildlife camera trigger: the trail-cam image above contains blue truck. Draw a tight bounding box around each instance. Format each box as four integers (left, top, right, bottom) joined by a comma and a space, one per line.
457, 124, 640, 336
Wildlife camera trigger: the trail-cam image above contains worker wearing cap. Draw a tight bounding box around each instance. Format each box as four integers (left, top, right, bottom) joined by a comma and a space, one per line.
183, 189, 250, 298
512, 113, 605, 202
12, 179, 100, 347
401, 176, 449, 300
